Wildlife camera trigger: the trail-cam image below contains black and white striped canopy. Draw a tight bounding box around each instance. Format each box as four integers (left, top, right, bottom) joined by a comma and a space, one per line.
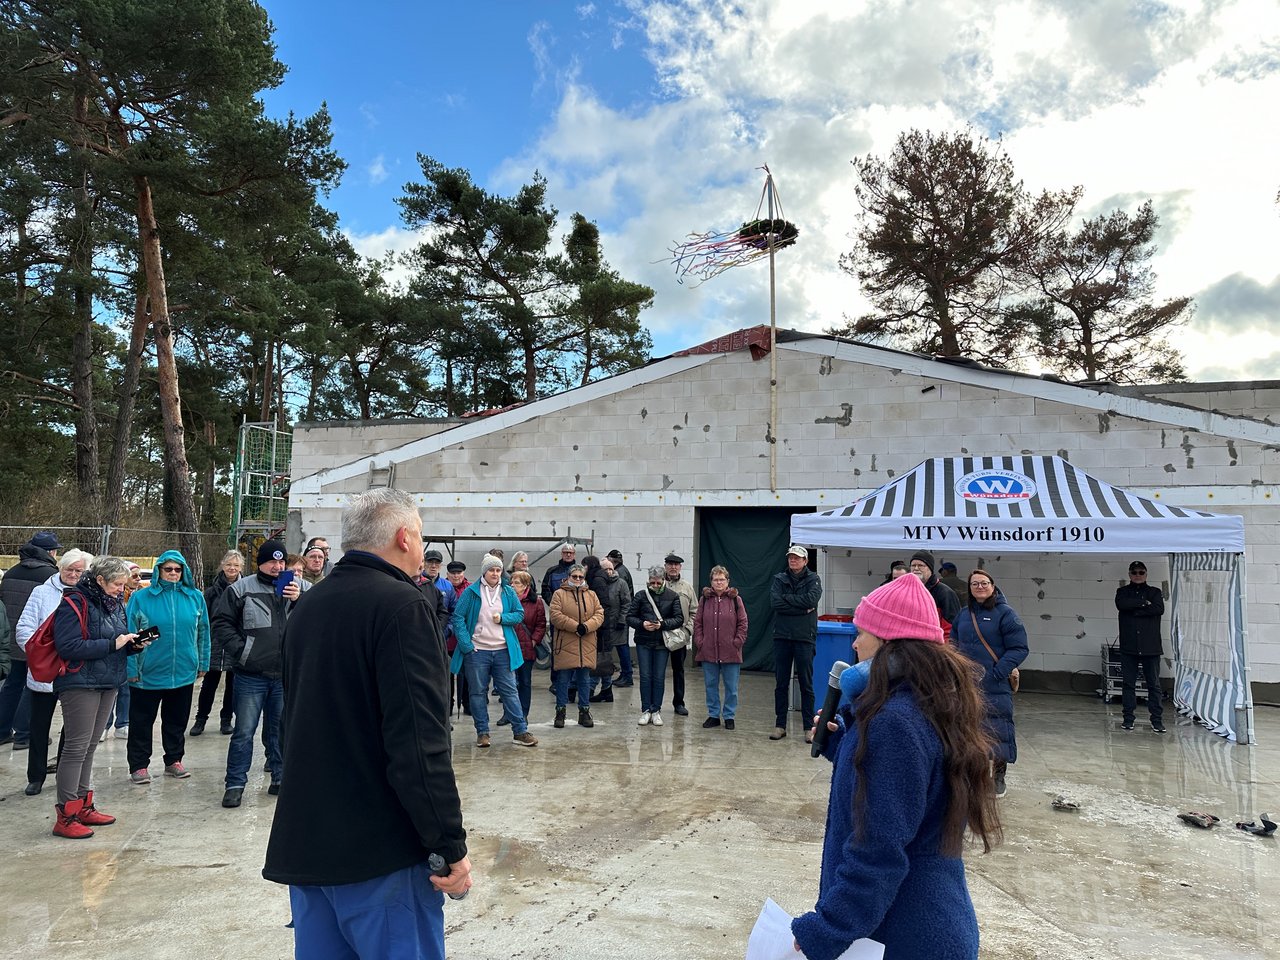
791, 456, 1244, 553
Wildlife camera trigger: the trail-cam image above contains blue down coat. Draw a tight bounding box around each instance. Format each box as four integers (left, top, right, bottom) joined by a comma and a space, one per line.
951, 590, 1029, 763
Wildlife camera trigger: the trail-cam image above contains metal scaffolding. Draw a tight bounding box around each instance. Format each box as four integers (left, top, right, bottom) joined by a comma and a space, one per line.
229, 421, 292, 559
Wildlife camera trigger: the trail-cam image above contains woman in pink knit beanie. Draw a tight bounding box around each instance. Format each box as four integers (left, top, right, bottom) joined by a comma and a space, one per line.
793, 573, 1001, 960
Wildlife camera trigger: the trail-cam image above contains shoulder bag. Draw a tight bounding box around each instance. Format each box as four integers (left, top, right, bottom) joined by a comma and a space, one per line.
645, 589, 688, 652
970, 610, 1020, 693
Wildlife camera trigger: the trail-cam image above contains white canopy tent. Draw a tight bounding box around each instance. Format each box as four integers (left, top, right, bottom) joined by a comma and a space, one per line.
790, 456, 1254, 743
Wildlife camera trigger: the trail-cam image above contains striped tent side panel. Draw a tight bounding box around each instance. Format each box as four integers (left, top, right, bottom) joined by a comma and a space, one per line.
1171, 550, 1245, 742
1174, 663, 1237, 741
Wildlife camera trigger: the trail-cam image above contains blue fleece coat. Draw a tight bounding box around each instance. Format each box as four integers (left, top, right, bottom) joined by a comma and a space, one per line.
126, 549, 211, 689
793, 686, 979, 960
951, 591, 1029, 763
448, 580, 524, 675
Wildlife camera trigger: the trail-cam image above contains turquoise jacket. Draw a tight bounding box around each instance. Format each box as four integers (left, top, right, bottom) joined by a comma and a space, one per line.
449, 579, 524, 675
126, 549, 211, 689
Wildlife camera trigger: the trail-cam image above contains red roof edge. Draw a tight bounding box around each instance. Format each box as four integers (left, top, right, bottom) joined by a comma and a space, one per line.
672, 325, 774, 360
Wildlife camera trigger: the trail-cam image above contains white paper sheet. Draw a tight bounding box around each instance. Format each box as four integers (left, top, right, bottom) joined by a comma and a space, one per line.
745, 899, 885, 960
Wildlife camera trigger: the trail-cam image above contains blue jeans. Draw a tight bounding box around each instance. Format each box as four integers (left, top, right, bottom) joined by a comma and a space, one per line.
463, 649, 526, 735
290, 860, 444, 960
636, 646, 670, 714
106, 679, 130, 728
554, 666, 590, 710
0, 662, 31, 742
226, 672, 282, 789
702, 662, 741, 720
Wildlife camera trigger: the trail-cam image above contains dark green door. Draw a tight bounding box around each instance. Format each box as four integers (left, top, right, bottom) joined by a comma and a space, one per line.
696, 506, 815, 670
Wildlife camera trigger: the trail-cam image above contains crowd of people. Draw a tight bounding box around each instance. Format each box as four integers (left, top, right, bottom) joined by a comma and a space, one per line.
1, 513, 1175, 960
0, 530, 1052, 813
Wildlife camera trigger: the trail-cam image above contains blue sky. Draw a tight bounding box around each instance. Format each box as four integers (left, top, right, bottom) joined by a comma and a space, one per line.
256, 0, 1280, 379
261, 2, 655, 236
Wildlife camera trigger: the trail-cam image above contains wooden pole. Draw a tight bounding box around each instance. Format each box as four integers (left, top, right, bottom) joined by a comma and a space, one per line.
766, 169, 778, 493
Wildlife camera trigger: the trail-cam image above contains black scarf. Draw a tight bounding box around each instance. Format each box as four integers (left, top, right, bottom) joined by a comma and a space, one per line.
81, 575, 123, 616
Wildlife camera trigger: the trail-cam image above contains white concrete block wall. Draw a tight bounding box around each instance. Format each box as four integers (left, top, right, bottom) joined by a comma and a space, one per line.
291, 421, 458, 480
294, 348, 1280, 686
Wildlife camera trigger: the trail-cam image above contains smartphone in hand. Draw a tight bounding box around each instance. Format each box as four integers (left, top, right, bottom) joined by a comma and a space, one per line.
275, 569, 296, 597
131, 625, 160, 650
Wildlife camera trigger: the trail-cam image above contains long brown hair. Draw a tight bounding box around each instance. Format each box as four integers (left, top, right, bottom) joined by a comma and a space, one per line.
853, 640, 1002, 856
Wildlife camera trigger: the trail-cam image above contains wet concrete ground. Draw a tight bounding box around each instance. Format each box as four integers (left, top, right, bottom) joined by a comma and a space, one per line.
1, 674, 1276, 959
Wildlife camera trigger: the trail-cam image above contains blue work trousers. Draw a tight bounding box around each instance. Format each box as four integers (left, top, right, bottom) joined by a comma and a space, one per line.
289, 861, 445, 960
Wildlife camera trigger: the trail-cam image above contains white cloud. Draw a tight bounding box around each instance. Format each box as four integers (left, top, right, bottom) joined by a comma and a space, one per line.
343, 226, 424, 293
529, 20, 554, 87
489, 0, 1280, 379
367, 154, 389, 186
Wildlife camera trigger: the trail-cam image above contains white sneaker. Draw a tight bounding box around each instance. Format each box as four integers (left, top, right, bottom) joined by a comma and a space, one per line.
637, 711, 651, 726
114, 725, 129, 739
651, 712, 664, 726
99, 729, 107, 743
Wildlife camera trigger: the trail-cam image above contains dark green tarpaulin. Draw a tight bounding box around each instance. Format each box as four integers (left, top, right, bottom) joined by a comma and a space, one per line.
697, 506, 815, 670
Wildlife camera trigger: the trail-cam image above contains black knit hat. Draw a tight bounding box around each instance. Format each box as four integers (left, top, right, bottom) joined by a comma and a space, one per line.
257, 540, 286, 565
910, 550, 936, 573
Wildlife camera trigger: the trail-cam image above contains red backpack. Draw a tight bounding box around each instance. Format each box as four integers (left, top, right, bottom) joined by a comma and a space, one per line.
26, 594, 89, 684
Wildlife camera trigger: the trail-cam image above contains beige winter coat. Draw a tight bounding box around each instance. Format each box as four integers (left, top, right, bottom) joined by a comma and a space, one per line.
548, 584, 605, 670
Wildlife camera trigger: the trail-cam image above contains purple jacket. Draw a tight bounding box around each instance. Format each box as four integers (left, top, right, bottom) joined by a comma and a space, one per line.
693, 588, 747, 664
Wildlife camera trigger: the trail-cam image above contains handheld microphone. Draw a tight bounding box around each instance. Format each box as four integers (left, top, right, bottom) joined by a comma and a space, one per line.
810, 660, 851, 758
428, 853, 468, 900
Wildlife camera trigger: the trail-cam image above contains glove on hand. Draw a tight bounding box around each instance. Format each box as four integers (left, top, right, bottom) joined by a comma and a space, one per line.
576, 622, 587, 636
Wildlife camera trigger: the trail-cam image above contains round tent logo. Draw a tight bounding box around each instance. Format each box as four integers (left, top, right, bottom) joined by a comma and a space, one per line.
955, 469, 1038, 501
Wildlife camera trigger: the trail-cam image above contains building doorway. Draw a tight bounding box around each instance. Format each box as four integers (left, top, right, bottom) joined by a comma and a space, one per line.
696, 506, 815, 670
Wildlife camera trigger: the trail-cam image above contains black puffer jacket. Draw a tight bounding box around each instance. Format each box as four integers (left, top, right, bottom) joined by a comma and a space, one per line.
627, 585, 684, 650
770, 568, 823, 642
2, 545, 58, 661
599, 574, 632, 648
52, 581, 130, 692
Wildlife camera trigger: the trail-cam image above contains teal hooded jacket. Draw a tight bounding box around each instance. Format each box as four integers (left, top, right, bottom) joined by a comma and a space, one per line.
126, 549, 211, 689
449, 579, 524, 675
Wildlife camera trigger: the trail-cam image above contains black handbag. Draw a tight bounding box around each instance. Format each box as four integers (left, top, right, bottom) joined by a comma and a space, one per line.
591, 643, 616, 678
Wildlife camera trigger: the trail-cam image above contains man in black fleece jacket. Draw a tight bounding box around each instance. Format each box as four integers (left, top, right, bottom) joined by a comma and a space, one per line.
909, 550, 961, 641
264, 489, 471, 957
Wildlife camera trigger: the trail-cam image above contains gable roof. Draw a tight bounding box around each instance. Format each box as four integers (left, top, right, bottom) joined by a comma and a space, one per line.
291, 328, 1280, 495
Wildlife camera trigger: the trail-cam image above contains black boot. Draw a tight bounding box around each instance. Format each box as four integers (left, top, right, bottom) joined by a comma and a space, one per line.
189, 717, 206, 737
578, 708, 594, 728
589, 688, 613, 703
554, 706, 566, 729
